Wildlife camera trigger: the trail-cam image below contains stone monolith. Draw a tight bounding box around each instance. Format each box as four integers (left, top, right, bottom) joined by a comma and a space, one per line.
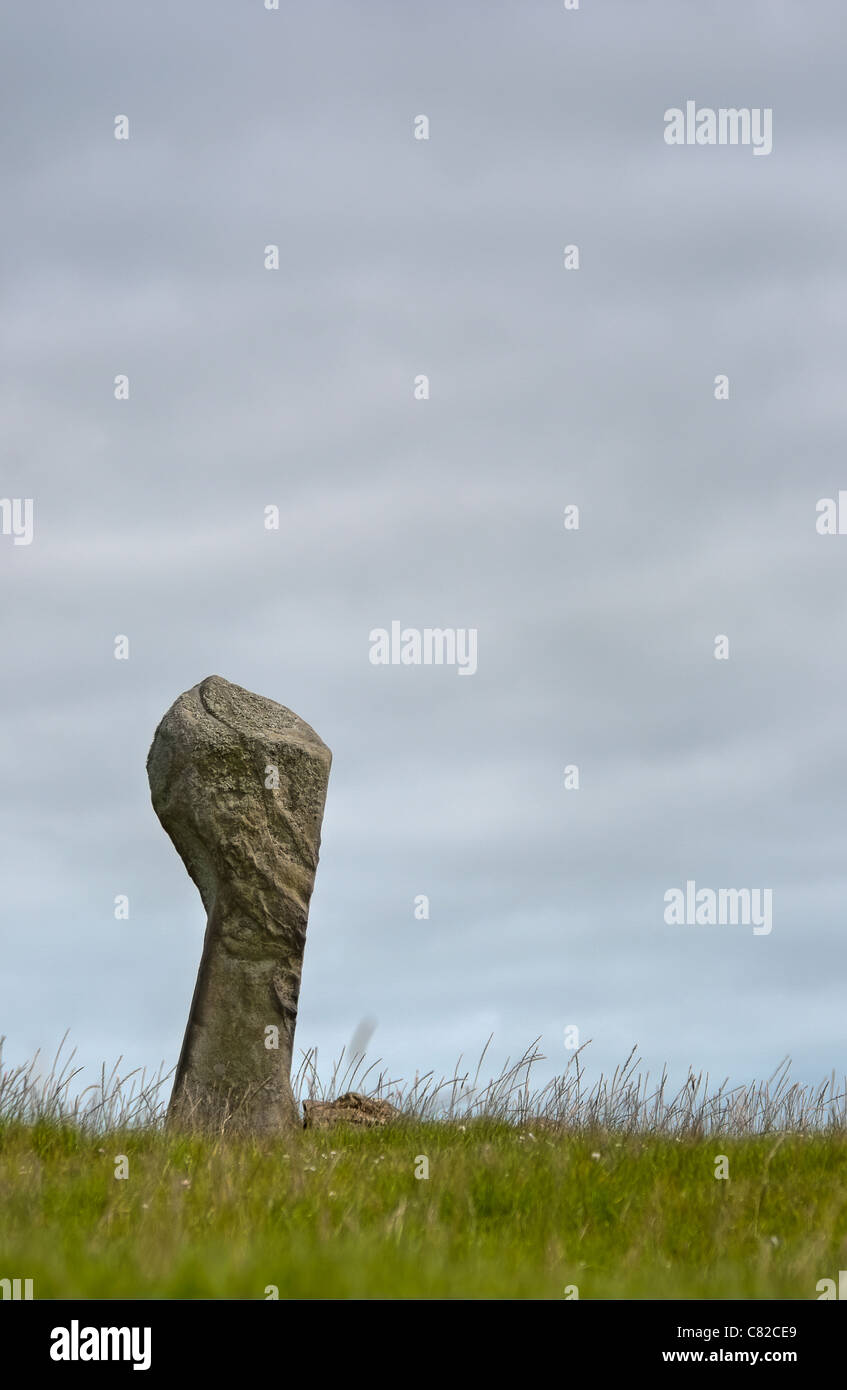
146, 675, 332, 1131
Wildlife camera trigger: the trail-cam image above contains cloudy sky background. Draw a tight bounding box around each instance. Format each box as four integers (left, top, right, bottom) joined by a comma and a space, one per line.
2, 0, 846, 1110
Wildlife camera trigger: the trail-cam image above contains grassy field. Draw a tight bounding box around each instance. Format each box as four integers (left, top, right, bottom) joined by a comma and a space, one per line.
2, 1120, 847, 1298
2, 1038, 846, 1299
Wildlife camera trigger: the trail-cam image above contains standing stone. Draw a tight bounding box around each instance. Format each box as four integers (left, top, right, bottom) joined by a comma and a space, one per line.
146, 675, 332, 1132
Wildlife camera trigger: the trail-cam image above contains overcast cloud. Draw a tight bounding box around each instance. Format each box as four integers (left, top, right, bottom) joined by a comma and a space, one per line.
2, 0, 846, 1105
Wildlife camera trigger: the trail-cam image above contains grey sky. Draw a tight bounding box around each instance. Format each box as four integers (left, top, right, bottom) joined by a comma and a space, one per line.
2, 0, 846, 1104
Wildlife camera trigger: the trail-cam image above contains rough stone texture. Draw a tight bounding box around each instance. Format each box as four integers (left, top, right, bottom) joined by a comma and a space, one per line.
302, 1093, 402, 1131
147, 675, 332, 1132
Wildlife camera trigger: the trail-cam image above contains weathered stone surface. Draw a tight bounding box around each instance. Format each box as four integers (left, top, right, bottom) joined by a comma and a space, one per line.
147, 675, 332, 1132
302, 1093, 402, 1130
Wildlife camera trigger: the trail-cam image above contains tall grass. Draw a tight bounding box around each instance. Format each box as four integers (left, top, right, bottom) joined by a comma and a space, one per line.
2, 1031, 846, 1135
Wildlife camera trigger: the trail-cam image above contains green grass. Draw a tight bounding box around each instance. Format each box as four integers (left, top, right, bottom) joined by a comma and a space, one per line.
2, 1036, 847, 1298
2, 1118, 847, 1299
